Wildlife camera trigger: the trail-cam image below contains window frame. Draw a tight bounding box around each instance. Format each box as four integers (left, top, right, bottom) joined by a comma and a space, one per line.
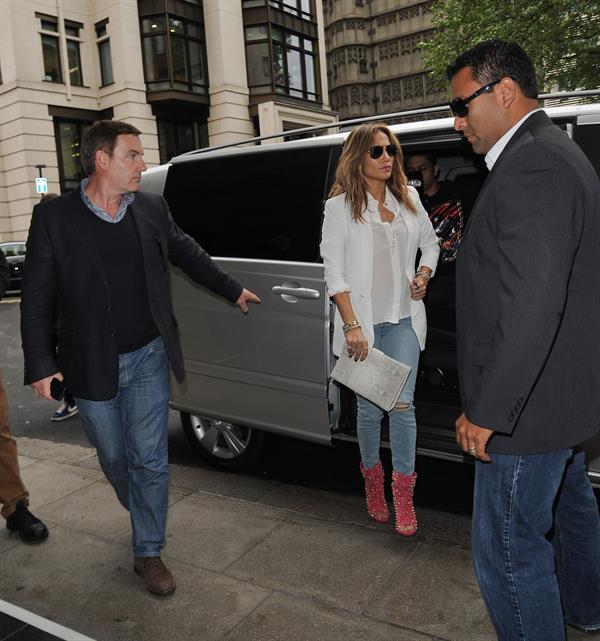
39, 16, 63, 84
95, 19, 114, 86
140, 13, 208, 95
38, 15, 84, 86
244, 23, 319, 101
53, 118, 93, 193
268, 0, 313, 21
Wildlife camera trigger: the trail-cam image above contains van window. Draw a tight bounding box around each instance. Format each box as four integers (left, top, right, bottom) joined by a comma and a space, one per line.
574, 124, 600, 180
165, 146, 333, 262
1, 244, 24, 257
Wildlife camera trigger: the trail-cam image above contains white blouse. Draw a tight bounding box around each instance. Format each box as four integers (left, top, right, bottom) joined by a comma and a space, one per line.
366, 193, 411, 324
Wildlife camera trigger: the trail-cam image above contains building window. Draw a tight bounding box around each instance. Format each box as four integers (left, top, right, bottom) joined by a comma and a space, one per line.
65, 21, 83, 86
157, 120, 207, 164
95, 20, 114, 85
54, 120, 92, 192
39, 17, 62, 83
245, 25, 318, 101
141, 15, 207, 94
268, 0, 313, 20
38, 15, 83, 85
272, 28, 317, 100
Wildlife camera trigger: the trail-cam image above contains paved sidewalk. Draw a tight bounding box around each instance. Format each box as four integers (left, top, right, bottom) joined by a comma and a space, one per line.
0, 438, 589, 641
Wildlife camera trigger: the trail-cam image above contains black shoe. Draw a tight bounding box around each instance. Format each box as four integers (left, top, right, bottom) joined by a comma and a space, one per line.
6, 501, 49, 543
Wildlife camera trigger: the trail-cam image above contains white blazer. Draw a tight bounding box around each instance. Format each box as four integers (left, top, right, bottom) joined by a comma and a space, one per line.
320, 186, 440, 356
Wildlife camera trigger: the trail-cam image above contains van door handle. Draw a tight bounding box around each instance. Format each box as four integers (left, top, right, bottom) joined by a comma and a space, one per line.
272, 285, 321, 300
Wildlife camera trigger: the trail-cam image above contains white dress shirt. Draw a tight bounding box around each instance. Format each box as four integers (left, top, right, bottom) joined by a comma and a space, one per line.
485, 108, 544, 170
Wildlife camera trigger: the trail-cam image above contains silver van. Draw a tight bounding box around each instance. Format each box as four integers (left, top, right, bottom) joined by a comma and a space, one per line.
141, 99, 600, 485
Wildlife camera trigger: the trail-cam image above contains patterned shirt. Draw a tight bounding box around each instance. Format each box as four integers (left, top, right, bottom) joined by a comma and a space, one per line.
80, 177, 135, 223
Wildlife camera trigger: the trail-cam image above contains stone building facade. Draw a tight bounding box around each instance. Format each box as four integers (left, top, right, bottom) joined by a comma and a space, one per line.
323, 0, 447, 120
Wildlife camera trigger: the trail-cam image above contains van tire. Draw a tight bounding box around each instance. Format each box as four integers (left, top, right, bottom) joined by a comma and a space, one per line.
180, 412, 266, 469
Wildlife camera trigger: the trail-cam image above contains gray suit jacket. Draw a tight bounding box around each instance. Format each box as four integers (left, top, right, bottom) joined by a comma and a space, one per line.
456, 110, 600, 454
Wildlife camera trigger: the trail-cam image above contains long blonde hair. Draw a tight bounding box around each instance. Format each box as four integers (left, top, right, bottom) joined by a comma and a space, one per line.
329, 123, 416, 222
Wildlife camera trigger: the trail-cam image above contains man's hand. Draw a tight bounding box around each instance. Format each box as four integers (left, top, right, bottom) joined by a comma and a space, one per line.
31, 372, 63, 401
236, 288, 261, 313
455, 412, 494, 462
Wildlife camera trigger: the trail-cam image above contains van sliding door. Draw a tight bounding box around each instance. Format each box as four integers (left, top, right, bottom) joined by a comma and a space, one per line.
164, 144, 334, 444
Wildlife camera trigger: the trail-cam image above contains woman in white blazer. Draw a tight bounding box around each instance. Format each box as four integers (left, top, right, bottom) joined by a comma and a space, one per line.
320, 123, 439, 536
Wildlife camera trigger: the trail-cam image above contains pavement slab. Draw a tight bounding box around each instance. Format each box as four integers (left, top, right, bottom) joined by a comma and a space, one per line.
18, 461, 100, 511
227, 517, 416, 611
35, 480, 131, 542
168, 463, 280, 502
257, 483, 368, 525
223, 591, 441, 641
57, 558, 271, 641
0, 524, 127, 619
15, 438, 94, 466
366, 542, 495, 641
161, 492, 286, 572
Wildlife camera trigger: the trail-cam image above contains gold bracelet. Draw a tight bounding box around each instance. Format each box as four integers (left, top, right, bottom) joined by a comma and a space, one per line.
415, 270, 431, 280
342, 320, 361, 333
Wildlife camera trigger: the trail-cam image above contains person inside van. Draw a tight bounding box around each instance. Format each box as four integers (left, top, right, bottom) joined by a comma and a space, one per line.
320, 123, 440, 536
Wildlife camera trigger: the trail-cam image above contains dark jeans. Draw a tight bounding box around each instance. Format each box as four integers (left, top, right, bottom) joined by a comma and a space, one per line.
472, 449, 600, 640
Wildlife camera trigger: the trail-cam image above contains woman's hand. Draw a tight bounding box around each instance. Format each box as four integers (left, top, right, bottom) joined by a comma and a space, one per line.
345, 327, 369, 361
410, 273, 429, 300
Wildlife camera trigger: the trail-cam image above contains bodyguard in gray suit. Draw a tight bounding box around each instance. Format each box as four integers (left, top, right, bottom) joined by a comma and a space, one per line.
448, 41, 600, 640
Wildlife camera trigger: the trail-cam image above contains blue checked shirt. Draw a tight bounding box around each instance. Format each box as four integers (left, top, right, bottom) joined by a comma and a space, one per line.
80, 177, 135, 223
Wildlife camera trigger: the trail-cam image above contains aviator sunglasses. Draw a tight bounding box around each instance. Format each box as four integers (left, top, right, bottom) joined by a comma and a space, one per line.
369, 143, 398, 159
449, 79, 501, 117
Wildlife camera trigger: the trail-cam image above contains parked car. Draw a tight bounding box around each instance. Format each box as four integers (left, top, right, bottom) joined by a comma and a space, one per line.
140, 98, 600, 486
0, 241, 27, 291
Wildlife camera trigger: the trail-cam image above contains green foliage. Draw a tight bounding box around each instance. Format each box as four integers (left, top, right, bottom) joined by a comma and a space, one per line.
421, 0, 600, 93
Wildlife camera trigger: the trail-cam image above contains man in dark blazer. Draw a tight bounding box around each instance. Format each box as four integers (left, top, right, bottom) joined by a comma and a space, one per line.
21, 120, 259, 596
448, 41, 600, 639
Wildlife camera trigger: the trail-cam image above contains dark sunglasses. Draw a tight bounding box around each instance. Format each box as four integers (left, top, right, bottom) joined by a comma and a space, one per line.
369, 144, 398, 159
449, 79, 501, 117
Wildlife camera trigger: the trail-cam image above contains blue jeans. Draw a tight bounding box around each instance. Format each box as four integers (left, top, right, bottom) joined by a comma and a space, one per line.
472, 448, 600, 641
75, 336, 169, 557
356, 319, 420, 474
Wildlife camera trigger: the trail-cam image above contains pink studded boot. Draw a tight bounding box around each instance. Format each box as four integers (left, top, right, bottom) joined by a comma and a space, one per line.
391, 471, 417, 536
360, 461, 389, 523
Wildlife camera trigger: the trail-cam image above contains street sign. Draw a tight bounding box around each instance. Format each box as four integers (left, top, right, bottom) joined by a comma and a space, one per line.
35, 177, 48, 194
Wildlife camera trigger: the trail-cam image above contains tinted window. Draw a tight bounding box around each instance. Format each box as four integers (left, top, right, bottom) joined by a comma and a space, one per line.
574, 123, 600, 180
164, 146, 333, 262
1, 244, 25, 256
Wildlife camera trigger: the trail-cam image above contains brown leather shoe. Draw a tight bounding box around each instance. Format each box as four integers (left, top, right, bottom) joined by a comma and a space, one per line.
133, 556, 176, 596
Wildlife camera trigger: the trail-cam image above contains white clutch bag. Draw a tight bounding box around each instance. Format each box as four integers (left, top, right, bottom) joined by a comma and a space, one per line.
330, 347, 412, 412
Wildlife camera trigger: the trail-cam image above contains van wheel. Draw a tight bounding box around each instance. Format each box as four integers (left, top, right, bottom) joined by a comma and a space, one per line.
180, 412, 266, 469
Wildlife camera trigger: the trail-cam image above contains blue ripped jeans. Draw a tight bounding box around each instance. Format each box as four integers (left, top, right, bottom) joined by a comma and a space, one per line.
356, 319, 420, 475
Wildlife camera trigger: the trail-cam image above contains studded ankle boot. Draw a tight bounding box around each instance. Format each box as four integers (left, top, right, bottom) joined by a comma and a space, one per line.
360, 461, 389, 523
391, 471, 417, 536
